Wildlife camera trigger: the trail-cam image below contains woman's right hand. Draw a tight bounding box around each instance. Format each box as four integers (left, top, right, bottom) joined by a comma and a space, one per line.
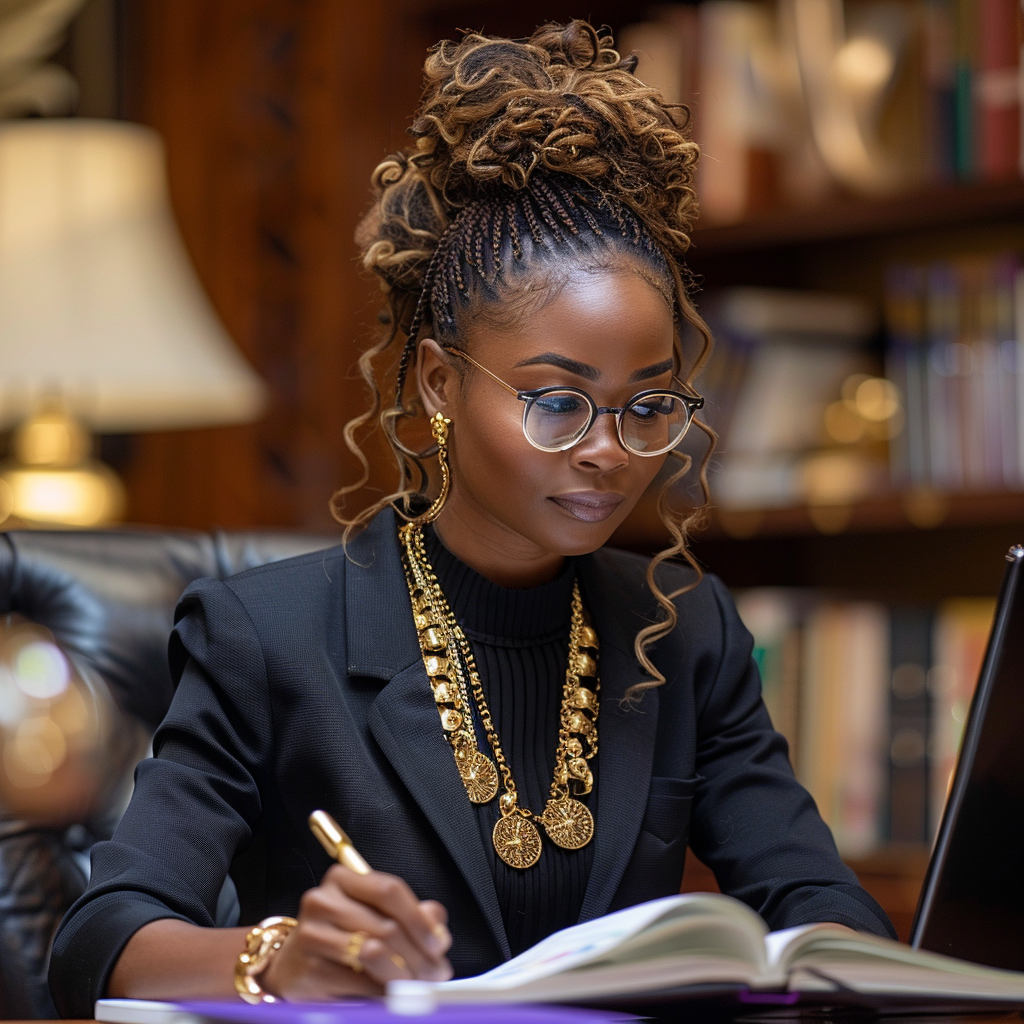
261, 865, 453, 1000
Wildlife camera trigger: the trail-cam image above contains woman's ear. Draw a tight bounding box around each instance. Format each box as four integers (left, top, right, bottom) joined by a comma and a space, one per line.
416, 338, 458, 417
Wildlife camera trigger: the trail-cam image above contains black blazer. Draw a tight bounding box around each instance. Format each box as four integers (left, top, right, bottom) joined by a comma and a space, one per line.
50, 508, 892, 1017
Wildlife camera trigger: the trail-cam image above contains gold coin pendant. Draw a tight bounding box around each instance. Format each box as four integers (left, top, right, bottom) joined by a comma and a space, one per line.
540, 796, 594, 850
492, 815, 543, 869
458, 750, 499, 804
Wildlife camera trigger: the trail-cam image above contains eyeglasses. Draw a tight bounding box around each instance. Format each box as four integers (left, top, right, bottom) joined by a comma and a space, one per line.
444, 348, 704, 457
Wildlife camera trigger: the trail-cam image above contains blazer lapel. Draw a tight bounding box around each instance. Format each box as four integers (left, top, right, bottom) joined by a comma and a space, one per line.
368, 665, 509, 959
576, 553, 660, 924
345, 511, 510, 959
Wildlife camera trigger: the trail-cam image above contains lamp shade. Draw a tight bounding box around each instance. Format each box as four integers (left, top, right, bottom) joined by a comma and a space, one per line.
0, 119, 267, 432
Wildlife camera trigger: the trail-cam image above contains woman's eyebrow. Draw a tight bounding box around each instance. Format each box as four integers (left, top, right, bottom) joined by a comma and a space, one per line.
512, 354, 675, 383
628, 359, 674, 383
512, 353, 600, 380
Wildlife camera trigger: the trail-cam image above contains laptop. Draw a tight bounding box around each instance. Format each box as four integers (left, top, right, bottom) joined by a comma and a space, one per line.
911, 542, 1024, 971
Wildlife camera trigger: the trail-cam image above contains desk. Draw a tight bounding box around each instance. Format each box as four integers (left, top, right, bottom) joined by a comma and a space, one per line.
22, 1012, 1024, 1024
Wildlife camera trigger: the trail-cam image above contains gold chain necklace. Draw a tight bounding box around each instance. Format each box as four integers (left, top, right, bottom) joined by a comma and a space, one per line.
399, 522, 599, 869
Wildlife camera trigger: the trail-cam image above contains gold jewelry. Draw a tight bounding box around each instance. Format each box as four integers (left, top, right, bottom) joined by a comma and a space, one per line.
399, 522, 599, 870
234, 915, 297, 1004
395, 413, 451, 527
341, 930, 368, 973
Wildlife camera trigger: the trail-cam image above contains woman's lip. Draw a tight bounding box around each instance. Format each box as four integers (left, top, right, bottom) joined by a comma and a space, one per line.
549, 492, 625, 523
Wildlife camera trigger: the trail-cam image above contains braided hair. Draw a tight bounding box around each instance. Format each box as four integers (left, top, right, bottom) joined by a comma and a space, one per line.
336, 20, 715, 700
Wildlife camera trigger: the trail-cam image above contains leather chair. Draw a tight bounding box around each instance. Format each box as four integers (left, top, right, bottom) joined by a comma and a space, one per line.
0, 527, 337, 1019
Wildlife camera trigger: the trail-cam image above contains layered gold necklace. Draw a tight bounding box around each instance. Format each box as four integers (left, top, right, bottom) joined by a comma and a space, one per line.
399, 522, 599, 869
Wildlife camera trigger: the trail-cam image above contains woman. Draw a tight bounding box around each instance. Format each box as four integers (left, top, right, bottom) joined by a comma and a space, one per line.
50, 21, 893, 1016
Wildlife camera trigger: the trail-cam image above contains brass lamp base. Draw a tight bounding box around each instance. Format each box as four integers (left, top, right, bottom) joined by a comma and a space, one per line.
0, 407, 125, 528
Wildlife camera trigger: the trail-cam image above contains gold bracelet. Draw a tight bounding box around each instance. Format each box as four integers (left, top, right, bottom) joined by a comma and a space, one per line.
233, 915, 298, 1004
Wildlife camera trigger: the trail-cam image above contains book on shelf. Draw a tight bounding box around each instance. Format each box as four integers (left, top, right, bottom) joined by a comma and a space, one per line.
888, 607, 934, 845
800, 601, 889, 858
697, 287, 877, 510
928, 598, 998, 832
380, 892, 1024, 1010
620, 0, 1024, 225
734, 589, 803, 765
734, 589, 996, 856
975, 0, 1021, 180
884, 253, 1023, 493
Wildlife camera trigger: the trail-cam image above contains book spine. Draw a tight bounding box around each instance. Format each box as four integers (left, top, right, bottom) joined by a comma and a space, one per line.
736, 589, 802, 769
799, 602, 889, 856
925, 264, 957, 487
836, 604, 890, 857
1020, 0, 1024, 177
696, 2, 750, 224
975, 0, 1021, 179
1016, 267, 1024, 485
954, 0, 975, 178
799, 604, 844, 835
993, 257, 1020, 487
929, 599, 997, 835
887, 607, 934, 844
885, 264, 931, 486
924, 0, 958, 181
958, 264, 995, 490
886, 343, 913, 488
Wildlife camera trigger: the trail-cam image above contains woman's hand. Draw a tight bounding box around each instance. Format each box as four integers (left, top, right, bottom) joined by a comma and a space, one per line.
261, 865, 453, 1000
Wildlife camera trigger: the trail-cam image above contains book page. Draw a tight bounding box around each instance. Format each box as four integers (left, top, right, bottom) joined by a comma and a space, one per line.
437, 893, 766, 993
771, 927, 1024, 997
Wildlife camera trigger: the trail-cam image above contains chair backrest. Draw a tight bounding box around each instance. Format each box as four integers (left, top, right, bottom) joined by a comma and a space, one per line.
0, 528, 339, 730
0, 526, 338, 1019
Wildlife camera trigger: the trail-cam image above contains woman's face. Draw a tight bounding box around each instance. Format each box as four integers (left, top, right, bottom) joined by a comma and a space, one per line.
417, 265, 676, 583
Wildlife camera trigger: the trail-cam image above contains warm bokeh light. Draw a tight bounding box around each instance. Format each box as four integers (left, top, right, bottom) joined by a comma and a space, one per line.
0, 619, 112, 820
854, 376, 900, 422
825, 373, 904, 447
834, 37, 895, 94
14, 640, 70, 699
1, 465, 125, 526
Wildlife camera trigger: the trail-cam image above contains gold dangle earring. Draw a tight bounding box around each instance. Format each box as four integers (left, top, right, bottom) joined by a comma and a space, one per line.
410, 412, 451, 526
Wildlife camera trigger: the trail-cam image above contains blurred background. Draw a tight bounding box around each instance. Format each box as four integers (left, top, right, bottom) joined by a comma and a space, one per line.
0, 0, 1023, 951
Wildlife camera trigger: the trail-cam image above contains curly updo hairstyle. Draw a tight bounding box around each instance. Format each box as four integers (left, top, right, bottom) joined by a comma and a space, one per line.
336, 20, 715, 699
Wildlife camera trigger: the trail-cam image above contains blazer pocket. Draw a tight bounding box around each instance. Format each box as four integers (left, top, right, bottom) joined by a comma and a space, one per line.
642, 775, 702, 844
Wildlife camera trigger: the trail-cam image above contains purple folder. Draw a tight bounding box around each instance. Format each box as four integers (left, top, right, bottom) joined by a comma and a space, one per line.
180, 1001, 636, 1024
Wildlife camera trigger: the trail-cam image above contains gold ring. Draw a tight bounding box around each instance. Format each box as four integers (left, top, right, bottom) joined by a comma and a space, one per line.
341, 930, 367, 973
390, 952, 407, 971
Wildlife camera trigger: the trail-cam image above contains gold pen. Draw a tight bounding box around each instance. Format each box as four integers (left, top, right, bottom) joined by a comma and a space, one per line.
309, 808, 450, 957
309, 809, 372, 875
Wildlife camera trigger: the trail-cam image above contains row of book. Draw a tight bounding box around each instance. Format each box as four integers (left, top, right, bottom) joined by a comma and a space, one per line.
621, 0, 1024, 225
885, 253, 1024, 491
694, 287, 882, 509
737, 588, 995, 856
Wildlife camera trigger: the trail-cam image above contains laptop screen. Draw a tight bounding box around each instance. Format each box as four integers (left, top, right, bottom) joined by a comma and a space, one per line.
911, 544, 1024, 970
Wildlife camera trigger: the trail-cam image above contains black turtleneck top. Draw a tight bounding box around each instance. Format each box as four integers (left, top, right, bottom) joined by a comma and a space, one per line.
423, 527, 596, 957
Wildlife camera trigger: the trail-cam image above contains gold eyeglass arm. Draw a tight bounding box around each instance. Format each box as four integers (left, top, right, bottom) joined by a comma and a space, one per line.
443, 347, 521, 397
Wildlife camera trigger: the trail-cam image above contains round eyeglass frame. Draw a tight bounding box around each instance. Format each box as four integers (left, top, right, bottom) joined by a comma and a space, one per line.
444, 347, 705, 457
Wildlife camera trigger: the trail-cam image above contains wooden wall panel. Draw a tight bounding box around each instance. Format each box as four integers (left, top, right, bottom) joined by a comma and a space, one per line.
122, 0, 410, 529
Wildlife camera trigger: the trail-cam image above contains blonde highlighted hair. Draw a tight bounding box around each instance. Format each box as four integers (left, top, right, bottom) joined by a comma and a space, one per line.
334, 20, 716, 700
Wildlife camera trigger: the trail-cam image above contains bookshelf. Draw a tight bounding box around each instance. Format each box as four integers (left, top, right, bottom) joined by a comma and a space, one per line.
613, 177, 1024, 602
693, 179, 1024, 257
616, 486, 1024, 600
612, 177, 1024, 927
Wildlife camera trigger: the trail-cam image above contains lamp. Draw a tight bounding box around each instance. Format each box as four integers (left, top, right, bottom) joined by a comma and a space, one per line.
0, 119, 267, 526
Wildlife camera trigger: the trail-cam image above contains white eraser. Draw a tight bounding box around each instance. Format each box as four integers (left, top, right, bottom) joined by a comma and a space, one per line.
386, 980, 437, 1016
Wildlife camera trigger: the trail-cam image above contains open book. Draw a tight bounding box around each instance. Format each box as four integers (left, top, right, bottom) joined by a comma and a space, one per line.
386, 893, 1024, 1012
